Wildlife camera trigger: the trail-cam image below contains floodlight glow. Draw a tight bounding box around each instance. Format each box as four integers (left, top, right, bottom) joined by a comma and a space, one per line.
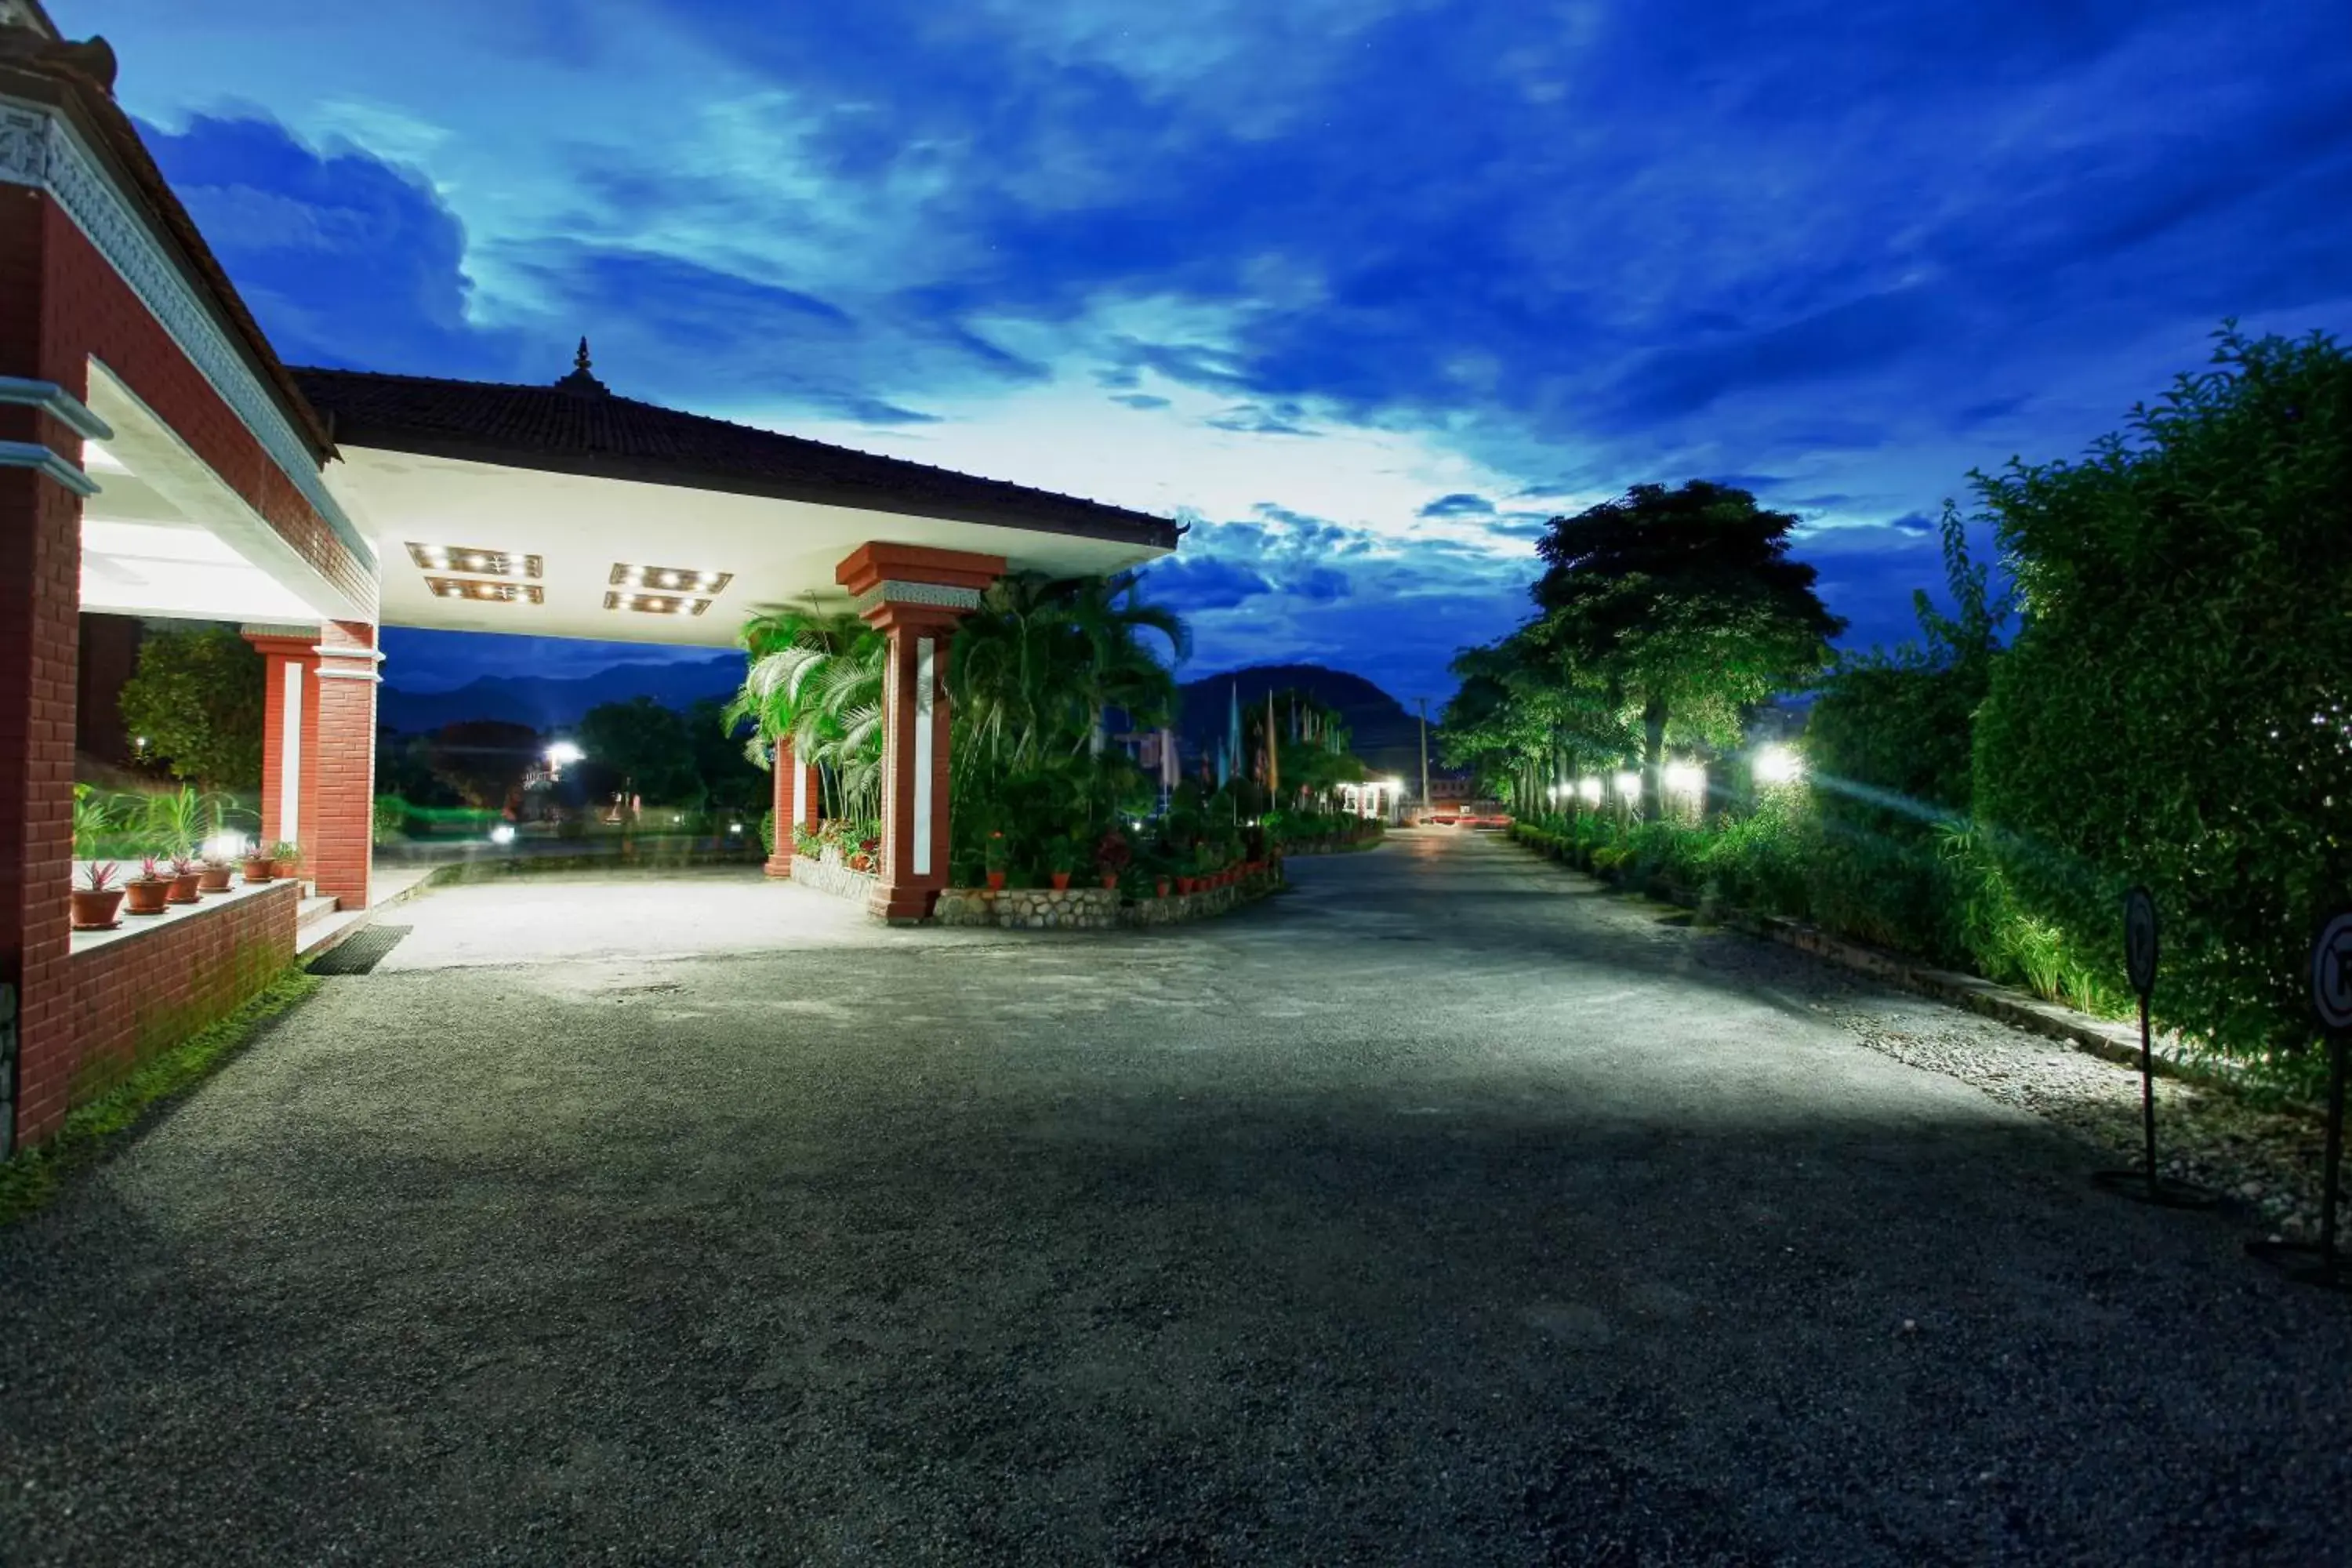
728, 822, 743, 836
202, 831, 245, 862
1613, 771, 1641, 799
1578, 777, 1603, 804
545, 740, 584, 768
1753, 744, 1803, 786
489, 823, 516, 845
1665, 762, 1705, 797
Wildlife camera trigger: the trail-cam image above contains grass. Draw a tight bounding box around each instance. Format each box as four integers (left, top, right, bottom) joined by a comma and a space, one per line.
0, 964, 321, 1227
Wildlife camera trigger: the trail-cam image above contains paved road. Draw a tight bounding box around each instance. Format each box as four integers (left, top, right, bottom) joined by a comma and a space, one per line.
3, 832, 2347, 1564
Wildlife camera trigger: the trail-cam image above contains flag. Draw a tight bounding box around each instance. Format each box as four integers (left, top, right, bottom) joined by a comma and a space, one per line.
1227, 683, 1242, 786
1266, 689, 1279, 796
1214, 735, 1230, 787
1160, 726, 1178, 791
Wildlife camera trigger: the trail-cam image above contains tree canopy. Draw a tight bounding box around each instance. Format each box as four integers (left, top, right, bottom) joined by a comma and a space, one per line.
117, 626, 263, 791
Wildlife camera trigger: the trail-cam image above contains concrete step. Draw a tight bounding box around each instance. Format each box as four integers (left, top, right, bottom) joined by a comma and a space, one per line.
296, 904, 368, 957
296, 894, 339, 930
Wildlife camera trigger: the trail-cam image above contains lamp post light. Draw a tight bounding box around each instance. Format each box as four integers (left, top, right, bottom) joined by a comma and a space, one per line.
543, 739, 584, 780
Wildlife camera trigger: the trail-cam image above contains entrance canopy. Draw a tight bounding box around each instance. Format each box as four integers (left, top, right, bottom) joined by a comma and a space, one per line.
296, 358, 1180, 647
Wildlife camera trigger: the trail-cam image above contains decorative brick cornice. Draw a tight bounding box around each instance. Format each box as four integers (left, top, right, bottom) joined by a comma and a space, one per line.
834, 541, 1005, 597
0, 93, 372, 569
850, 579, 983, 619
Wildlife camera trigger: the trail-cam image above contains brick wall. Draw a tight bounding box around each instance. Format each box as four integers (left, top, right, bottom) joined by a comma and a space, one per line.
308, 620, 376, 908
64, 884, 299, 1108
2, 183, 365, 1149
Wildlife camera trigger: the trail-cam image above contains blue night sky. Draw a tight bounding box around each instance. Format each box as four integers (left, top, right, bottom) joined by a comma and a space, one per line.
63, 0, 2352, 700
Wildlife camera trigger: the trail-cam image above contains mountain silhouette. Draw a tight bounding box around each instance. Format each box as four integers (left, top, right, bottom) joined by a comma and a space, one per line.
378, 655, 745, 735
1174, 662, 1428, 782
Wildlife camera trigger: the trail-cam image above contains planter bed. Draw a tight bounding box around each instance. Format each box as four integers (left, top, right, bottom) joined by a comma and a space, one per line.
789, 849, 878, 904
935, 865, 1283, 931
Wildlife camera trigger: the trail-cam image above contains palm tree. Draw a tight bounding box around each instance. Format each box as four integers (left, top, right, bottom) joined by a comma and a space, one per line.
725, 601, 885, 822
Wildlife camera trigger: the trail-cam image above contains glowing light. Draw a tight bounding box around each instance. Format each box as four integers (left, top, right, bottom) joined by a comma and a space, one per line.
1753, 744, 1803, 786
202, 831, 246, 862
1665, 762, 1706, 797
1613, 771, 1641, 799
489, 823, 516, 846
728, 822, 743, 835
1578, 777, 1603, 804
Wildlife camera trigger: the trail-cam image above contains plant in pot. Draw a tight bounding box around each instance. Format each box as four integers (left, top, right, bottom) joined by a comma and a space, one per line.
125, 855, 172, 916
1095, 829, 1131, 892
198, 840, 238, 893
166, 854, 202, 904
983, 832, 1010, 892
268, 840, 303, 881
1044, 835, 1078, 892
72, 861, 125, 931
241, 842, 276, 884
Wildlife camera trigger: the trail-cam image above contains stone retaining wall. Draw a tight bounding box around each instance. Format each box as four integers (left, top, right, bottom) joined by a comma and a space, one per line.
790, 850, 877, 904
935, 866, 1283, 931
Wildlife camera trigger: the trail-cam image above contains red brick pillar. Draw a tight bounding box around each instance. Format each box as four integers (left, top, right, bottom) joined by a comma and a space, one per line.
0, 200, 91, 1152
244, 629, 318, 869
0, 447, 84, 1155
243, 622, 377, 908
310, 621, 379, 909
835, 544, 1003, 923
763, 735, 822, 877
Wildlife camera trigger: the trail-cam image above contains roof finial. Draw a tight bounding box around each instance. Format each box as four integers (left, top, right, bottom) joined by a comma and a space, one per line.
554, 335, 609, 396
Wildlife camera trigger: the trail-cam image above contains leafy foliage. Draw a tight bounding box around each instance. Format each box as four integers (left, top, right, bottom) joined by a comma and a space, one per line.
578, 696, 703, 814
427, 720, 541, 811
118, 626, 264, 790
1973, 325, 2352, 1075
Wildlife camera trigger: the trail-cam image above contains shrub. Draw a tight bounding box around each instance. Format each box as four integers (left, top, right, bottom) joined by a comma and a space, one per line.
1973, 327, 2352, 1081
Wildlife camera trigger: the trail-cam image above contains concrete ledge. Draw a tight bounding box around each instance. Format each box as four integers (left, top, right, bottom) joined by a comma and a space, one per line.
790, 850, 877, 904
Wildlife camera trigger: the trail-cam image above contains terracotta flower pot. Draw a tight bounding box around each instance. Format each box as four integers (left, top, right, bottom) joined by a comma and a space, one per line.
1101, 873, 1120, 891
1178, 877, 1196, 895
168, 871, 202, 905
986, 870, 1007, 891
71, 887, 125, 931
1155, 877, 1170, 898
125, 879, 170, 916
1050, 871, 1072, 891
198, 864, 234, 893
241, 856, 274, 884
271, 858, 298, 881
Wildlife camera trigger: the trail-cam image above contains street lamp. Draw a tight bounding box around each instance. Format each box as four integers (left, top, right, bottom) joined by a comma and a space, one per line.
544, 739, 584, 779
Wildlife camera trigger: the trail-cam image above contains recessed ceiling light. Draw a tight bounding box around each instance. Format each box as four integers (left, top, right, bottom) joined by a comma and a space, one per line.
407, 543, 543, 579
426, 576, 544, 605
603, 591, 713, 616
609, 562, 731, 596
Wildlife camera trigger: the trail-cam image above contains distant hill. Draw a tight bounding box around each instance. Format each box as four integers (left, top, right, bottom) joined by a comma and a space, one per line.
1174, 662, 1429, 782
378, 654, 744, 735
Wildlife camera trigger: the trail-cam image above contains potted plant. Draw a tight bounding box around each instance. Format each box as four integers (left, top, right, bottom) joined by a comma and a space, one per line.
1095, 829, 1131, 891
166, 855, 202, 904
268, 840, 303, 880
1044, 835, 1077, 892
72, 861, 125, 930
1155, 869, 1172, 898
198, 845, 237, 892
983, 832, 1010, 892
125, 856, 172, 916
241, 845, 276, 884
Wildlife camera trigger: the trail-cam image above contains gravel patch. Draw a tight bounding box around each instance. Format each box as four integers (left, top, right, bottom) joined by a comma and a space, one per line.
2, 836, 2347, 1565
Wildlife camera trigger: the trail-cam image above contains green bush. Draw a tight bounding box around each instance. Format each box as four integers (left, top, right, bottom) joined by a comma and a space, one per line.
1973, 327, 2352, 1082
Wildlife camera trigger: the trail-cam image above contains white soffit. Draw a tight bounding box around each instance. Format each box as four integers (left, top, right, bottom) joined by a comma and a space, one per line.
329, 446, 1171, 645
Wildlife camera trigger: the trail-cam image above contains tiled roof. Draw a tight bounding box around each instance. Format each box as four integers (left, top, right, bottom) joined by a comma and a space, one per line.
292, 366, 1179, 550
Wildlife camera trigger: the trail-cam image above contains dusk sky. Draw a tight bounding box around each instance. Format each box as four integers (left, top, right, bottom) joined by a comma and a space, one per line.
67, 0, 2352, 699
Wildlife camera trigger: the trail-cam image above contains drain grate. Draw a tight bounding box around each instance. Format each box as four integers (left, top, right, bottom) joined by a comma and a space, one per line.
307, 924, 412, 975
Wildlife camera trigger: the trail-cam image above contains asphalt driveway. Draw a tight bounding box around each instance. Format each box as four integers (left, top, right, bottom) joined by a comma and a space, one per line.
2, 833, 2346, 1564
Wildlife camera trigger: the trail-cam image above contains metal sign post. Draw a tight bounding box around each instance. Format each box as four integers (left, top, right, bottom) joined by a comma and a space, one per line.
2248, 908, 2352, 1289
2092, 887, 2215, 1207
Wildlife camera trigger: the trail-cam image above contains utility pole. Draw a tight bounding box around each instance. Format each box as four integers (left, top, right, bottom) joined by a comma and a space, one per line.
1414, 696, 1432, 821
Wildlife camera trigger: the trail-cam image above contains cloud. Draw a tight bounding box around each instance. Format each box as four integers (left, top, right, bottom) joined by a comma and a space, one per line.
1417, 492, 1496, 519
102, 0, 2352, 702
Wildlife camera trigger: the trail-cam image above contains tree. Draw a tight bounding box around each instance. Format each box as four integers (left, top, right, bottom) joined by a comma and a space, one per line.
687, 697, 766, 813
117, 626, 263, 790
427, 720, 540, 812
577, 697, 702, 818
726, 601, 886, 822
1806, 501, 2009, 828
1970, 325, 2352, 1073
1532, 481, 1842, 818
